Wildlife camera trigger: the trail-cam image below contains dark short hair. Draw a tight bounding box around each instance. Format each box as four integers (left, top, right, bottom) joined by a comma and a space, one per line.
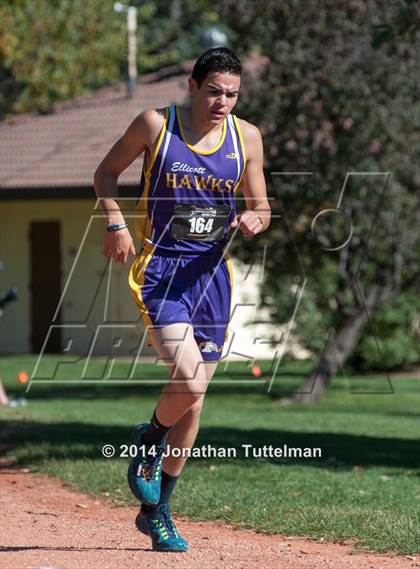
191, 47, 242, 87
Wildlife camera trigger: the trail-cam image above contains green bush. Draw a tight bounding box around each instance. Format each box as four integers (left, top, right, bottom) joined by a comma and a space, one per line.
351, 289, 420, 371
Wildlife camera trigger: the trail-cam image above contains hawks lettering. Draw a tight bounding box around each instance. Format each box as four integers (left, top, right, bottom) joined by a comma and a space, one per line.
165, 173, 234, 193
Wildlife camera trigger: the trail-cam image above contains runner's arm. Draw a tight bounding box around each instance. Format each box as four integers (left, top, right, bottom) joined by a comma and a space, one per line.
231, 122, 271, 237
94, 110, 160, 225
94, 109, 163, 262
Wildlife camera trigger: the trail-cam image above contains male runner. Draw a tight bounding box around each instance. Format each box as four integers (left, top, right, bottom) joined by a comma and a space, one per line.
94, 47, 270, 552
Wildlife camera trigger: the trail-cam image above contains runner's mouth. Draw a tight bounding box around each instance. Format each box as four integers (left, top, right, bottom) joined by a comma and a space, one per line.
210, 110, 225, 118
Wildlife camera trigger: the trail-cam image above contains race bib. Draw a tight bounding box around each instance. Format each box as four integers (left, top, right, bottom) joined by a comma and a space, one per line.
170, 204, 231, 241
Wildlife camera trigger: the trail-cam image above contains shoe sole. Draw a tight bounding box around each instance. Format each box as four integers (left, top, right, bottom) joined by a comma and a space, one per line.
127, 424, 160, 505
152, 545, 189, 552
135, 514, 188, 552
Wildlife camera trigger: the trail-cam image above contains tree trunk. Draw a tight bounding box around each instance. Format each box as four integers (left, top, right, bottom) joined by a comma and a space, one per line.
293, 308, 372, 404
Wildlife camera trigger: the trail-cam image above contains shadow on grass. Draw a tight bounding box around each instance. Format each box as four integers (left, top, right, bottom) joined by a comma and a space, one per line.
9, 381, 419, 422
12, 372, 419, 401
15, 380, 301, 400
1, 419, 419, 471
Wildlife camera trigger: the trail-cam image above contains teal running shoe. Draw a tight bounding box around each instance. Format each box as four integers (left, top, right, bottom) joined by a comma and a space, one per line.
127, 423, 165, 505
135, 503, 188, 552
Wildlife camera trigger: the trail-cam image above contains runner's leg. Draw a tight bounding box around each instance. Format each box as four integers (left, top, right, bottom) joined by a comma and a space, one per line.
148, 322, 210, 426
162, 361, 218, 476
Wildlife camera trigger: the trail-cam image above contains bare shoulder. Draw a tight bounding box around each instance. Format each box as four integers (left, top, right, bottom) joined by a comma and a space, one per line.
140, 107, 166, 128
131, 107, 167, 146
235, 117, 263, 159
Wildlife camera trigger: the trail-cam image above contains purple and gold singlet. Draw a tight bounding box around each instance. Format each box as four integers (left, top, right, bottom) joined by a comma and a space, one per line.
135, 104, 246, 254
129, 105, 246, 360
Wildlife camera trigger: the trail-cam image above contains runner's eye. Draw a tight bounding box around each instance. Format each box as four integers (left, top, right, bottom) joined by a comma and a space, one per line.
209, 90, 237, 98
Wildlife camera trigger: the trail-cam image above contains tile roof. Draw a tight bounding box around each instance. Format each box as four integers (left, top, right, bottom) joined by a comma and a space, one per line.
0, 63, 192, 191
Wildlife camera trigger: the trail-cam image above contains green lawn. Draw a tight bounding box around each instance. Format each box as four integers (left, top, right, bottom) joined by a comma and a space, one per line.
1, 355, 419, 555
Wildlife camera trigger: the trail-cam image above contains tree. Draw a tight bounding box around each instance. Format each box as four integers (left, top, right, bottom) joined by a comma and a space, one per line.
0, 0, 125, 115
371, 0, 420, 47
226, 0, 419, 401
0, 0, 220, 117
353, 289, 420, 371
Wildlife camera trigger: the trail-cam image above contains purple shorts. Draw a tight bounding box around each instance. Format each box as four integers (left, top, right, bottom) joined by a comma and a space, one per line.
129, 245, 233, 361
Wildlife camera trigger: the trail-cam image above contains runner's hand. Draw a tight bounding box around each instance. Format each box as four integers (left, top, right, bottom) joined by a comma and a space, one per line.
102, 228, 136, 264
230, 210, 263, 239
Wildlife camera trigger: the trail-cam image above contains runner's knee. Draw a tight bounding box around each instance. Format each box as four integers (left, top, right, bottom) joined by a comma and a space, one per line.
168, 361, 206, 383
167, 366, 208, 404
180, 378, 207, 403
185, 397, 204, 419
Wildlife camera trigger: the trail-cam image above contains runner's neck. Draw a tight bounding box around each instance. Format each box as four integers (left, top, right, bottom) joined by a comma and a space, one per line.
178, 106, 224, 150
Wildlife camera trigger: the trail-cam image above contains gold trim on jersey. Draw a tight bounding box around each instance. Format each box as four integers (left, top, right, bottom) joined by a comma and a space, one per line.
128, 247, 155, 330
176, 106, 227, 156
135, 107, 169, 242
232, 115, 247, 193
224, 252, 234, 342
145, 107, 169, 176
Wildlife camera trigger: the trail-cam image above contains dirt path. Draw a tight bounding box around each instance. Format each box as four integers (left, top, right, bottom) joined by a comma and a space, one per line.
0, 467, 417, 569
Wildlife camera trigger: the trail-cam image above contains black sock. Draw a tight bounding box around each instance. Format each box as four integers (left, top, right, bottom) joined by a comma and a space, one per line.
141, 470, 179, 514
159, 470, 179, 505
142, 409, 172, 446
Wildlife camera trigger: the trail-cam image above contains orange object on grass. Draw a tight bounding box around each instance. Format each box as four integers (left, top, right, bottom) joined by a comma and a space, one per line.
17, 371, 29, 384
251, 365, 262, 378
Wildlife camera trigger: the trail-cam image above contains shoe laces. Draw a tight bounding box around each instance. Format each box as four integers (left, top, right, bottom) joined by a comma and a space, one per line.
151, 504, 180, 540
140, 442, 164, 481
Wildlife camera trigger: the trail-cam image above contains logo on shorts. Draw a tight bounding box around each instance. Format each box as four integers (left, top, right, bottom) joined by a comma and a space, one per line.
199, 341, 222, 353
226, 152, 238, 159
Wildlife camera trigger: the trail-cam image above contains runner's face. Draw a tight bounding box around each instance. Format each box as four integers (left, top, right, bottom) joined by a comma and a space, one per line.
190, 71, 241, 124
